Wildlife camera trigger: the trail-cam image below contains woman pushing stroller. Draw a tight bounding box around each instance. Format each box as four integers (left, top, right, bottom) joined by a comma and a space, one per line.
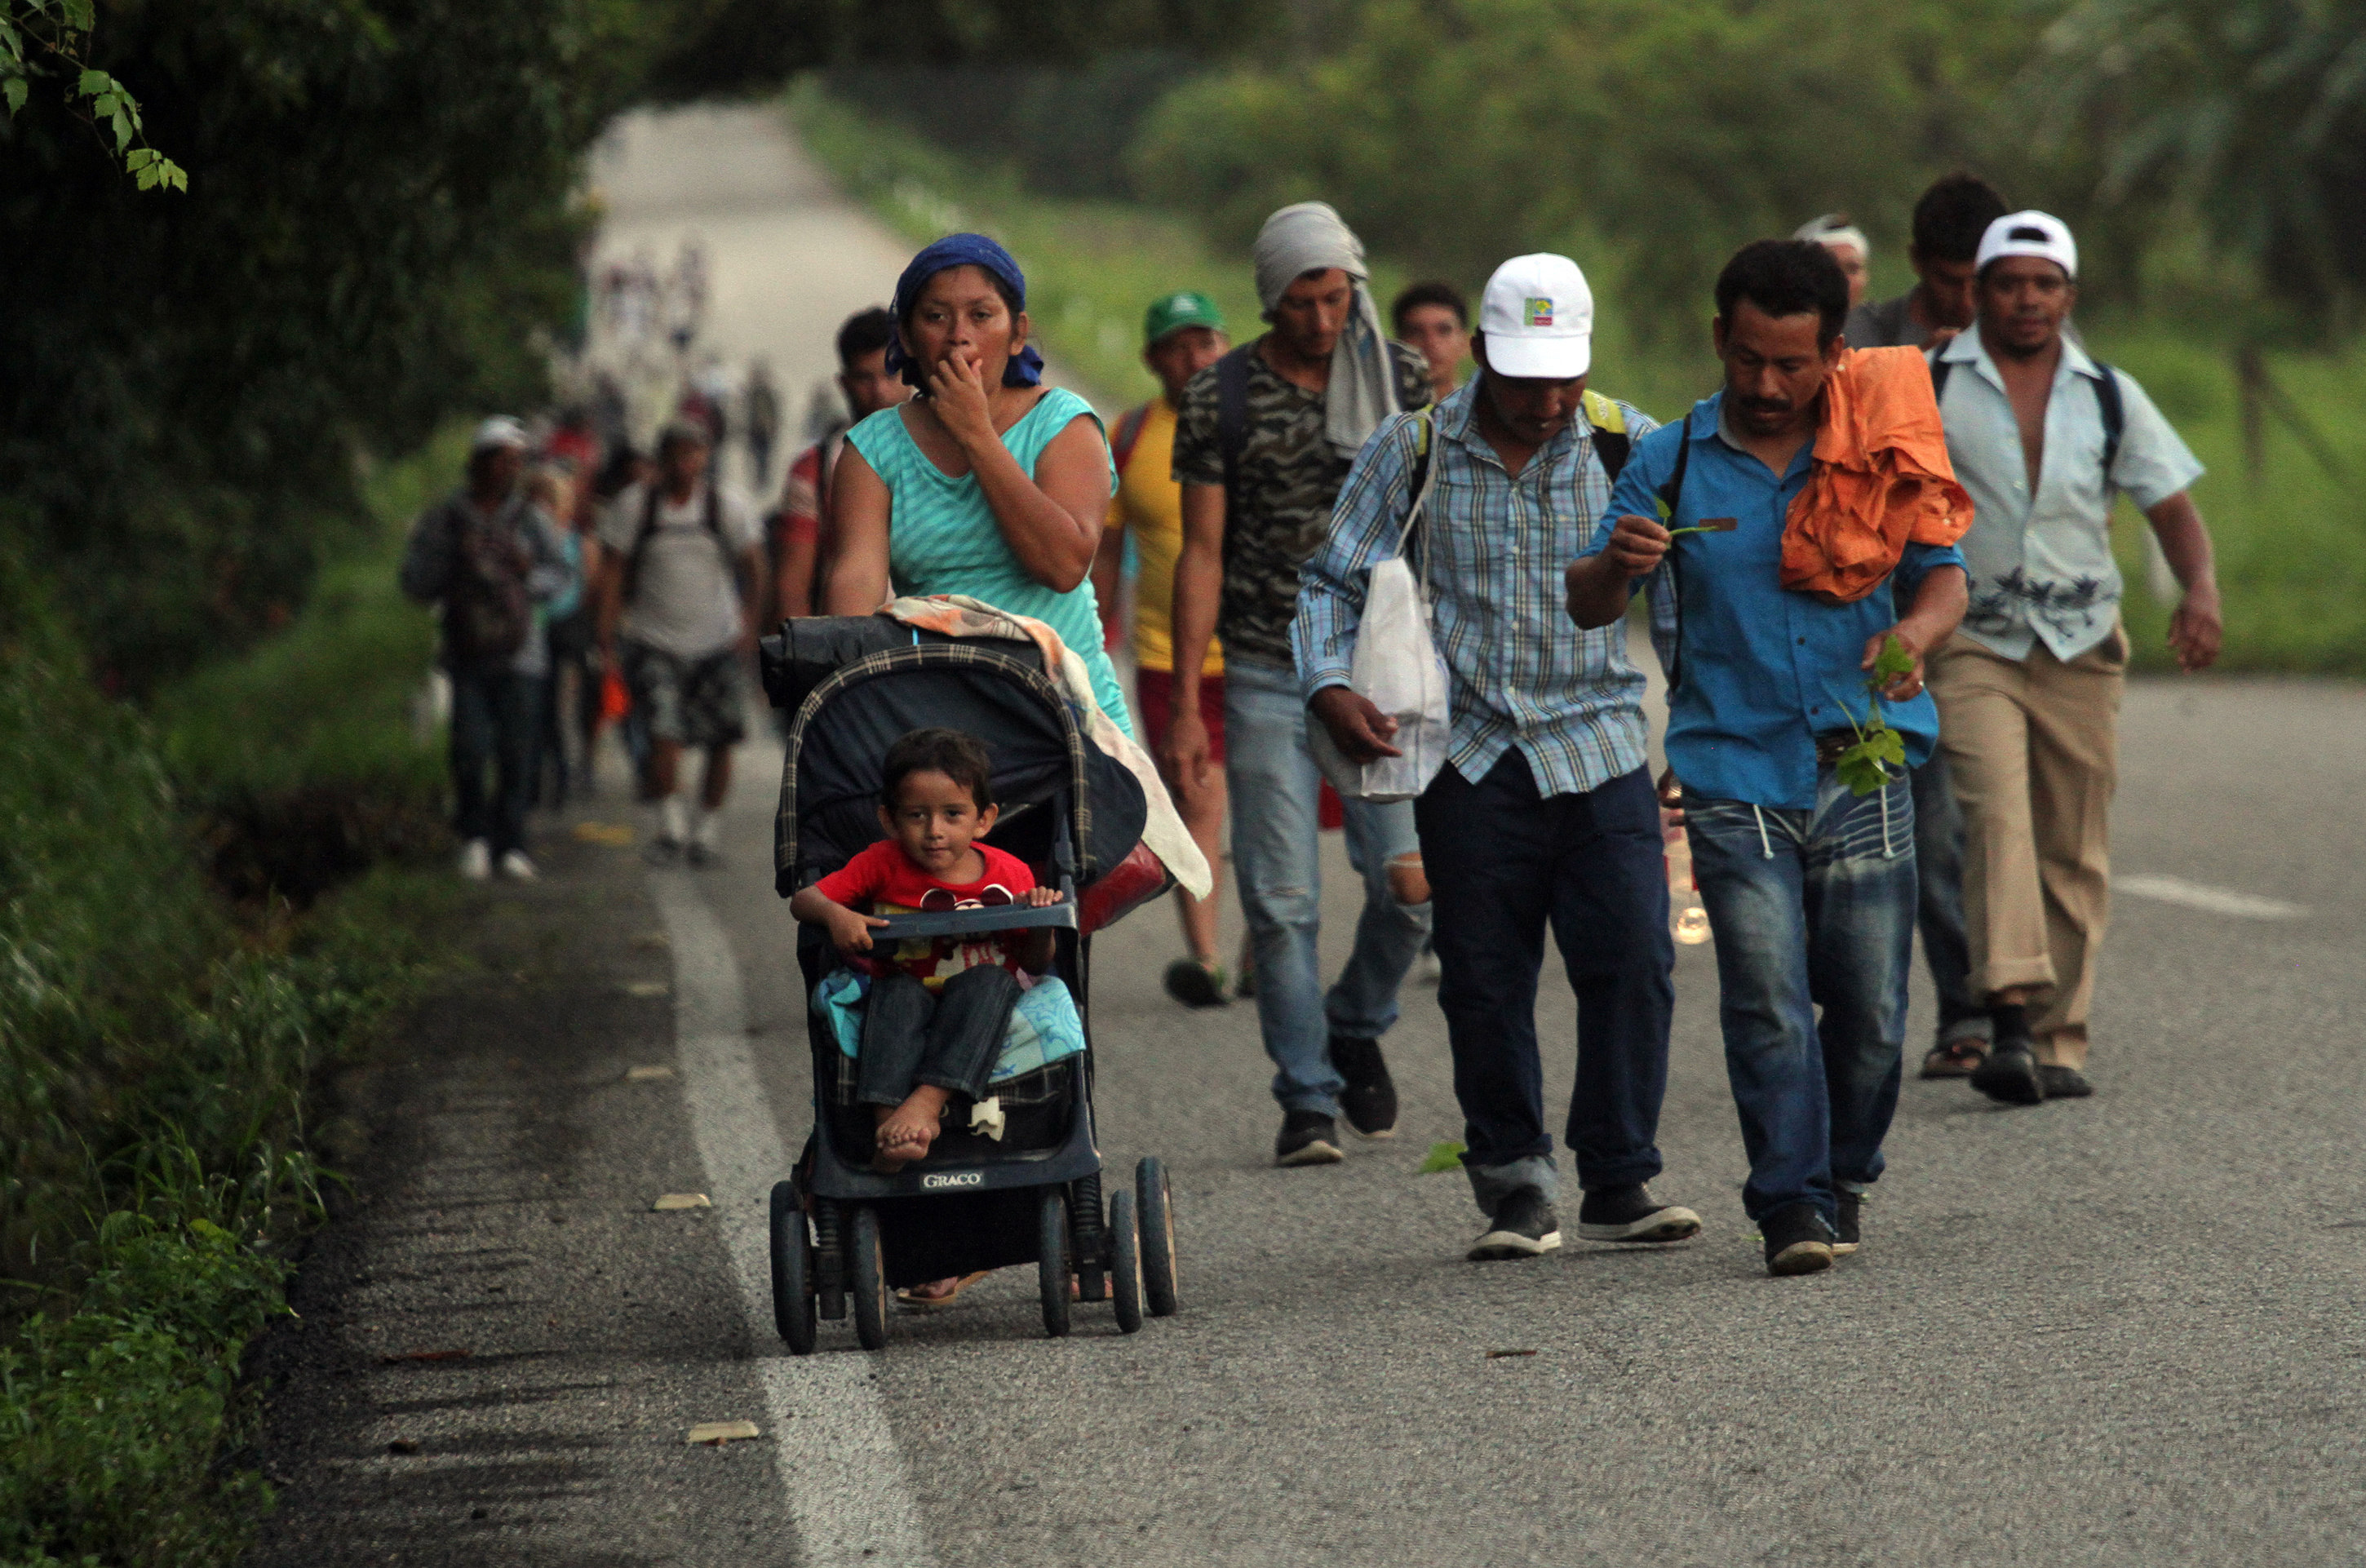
790, 727, 1064, 1171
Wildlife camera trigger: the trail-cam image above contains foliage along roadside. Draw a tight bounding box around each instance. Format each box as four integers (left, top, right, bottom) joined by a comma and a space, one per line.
0, 442, 467, 1565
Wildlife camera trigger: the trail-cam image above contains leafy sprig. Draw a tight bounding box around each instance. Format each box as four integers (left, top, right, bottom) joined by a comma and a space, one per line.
2, 2, 187, 191
1833, 635, 1916, 796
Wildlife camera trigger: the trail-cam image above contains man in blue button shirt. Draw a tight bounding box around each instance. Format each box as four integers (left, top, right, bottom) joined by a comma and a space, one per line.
1570, 241, 1969, 1277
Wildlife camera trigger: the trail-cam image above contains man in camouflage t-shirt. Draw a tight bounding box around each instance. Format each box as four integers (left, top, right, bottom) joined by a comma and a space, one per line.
1162, 208, 1434, 1168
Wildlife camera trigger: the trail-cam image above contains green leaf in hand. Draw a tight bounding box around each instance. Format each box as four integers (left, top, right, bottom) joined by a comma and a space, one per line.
1871, 632, 1916, 686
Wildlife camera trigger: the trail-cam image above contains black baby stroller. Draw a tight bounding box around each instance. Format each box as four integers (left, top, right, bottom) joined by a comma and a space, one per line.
760, 614, 1182, 1352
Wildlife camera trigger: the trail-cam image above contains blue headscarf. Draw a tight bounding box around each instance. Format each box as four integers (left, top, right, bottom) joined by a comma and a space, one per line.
884, 233, 1047, 391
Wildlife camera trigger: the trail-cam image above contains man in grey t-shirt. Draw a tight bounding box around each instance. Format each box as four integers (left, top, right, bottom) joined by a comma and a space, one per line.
596, 419, 764, 866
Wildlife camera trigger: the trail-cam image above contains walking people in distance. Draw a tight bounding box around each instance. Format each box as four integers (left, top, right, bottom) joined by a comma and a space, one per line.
399, 417, 579, 882
1793, 214, 1872, 306
1300, 254, 1703, 1260
1092, 290, 1235, 1009
1165, 202, 1433, 1167
744, 358, 783, 492
595, 419, 765, 867
1927, 212, 2221, 1107
1575, 240, 1973, 1275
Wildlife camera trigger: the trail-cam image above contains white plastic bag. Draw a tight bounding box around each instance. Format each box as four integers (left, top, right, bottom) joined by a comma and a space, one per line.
1309, 416, 1452, 803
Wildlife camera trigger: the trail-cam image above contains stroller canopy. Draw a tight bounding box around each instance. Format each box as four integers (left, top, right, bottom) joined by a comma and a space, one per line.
764, 617, 1148, 897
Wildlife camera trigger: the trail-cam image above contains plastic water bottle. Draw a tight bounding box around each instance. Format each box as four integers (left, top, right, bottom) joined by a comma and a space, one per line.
1665, 823, 1712, 946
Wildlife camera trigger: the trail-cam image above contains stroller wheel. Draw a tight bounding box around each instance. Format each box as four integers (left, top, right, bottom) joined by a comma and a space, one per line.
849, 1205, 889, 1351
1108, 1189, 1145, 1334
769, 1180, 817, 1354
1037, 1187, 1071, 1339
1136, 1157, 1180, 1318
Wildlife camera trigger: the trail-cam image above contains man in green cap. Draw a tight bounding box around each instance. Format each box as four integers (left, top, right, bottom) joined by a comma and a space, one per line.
1093, 290, 1233, 1008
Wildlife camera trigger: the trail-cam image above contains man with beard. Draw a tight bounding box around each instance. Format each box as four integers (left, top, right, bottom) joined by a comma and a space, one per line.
1572, 240, 1971, 1275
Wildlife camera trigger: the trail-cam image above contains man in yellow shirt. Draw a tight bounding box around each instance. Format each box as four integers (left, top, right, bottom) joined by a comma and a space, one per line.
1093, 290, 1233, 1008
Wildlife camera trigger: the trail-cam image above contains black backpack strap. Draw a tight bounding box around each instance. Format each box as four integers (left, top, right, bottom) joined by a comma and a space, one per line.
1655, 410, 1695, 693
1927, 352, 1952, 406
1593, 429, 1631, 485
1215, 343, 1255, 519
623, 483, 660, 604
2089, 359, 2125, 482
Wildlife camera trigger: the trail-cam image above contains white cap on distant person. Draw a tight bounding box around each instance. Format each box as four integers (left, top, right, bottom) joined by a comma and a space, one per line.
1977, 210, 2077, 279
1478, 253, 1593, 379
471, 415, 530, 453
1793, 213, 1869, 261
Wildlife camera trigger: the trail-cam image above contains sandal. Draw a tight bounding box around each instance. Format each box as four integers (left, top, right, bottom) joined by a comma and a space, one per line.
1920, 1038, 1988, 1079
895, 1270, 992, 1312
1161, 958, 1229, 1009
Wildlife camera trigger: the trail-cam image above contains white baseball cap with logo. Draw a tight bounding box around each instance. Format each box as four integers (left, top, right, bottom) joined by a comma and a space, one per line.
1977, 210, 2078, 280
1477, 253, 1593, 380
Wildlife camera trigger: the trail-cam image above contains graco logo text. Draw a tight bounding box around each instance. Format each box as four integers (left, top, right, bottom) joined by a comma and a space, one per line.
922, 1172, 982, 1189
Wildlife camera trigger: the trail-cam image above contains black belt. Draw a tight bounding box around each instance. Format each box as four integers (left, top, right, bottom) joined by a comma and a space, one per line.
1813, 730, 1859, 768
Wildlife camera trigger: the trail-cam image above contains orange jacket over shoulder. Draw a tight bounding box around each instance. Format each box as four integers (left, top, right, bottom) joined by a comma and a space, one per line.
1780, 345, 1974, 605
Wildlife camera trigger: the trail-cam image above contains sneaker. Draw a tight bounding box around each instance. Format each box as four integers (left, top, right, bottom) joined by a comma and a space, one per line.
1832, 1189, 1863, 1256
1415, 942, 1442, 986
1274, 1110, 1344, 1167
2037, 1064, 2093, 1098
1970, 1043, 2046, 1106
1329, 1035, 1398, 1139
1469, 1189, 1562, 1260
1576, 1184, 1702, 1244
457, 839, 492, 881
1161, 958, 1228, 1010
496, 849, 538, 882
1761, 1202, 1836, 1277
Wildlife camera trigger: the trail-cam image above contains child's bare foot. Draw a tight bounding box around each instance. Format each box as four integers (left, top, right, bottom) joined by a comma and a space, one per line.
871, 1085, 951, 1172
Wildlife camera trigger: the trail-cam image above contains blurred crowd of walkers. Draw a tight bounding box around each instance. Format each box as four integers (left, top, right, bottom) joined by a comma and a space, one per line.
402, 162, 2221, 1278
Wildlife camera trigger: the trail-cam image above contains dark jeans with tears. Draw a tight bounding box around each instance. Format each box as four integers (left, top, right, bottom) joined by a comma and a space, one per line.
856, 965, 1021, 1108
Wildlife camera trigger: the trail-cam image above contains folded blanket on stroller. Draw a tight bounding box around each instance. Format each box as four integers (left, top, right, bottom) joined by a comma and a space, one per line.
811, 968, 1088, 1085
882, 595, 1212, 900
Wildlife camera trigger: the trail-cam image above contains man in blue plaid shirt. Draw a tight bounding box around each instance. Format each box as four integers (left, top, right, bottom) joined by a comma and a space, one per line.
1296, 255, 1702, 1262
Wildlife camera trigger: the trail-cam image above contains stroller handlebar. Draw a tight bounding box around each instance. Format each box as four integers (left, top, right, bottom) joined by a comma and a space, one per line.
866, 877, 1081, 943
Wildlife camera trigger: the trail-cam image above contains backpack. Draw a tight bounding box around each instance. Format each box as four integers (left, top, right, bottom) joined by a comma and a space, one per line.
1212, 343, 1635, 521
443, 497, 532, 663
1111, 403, 1152, 480
625, 481, 742, 605
1927, 352, 2125, 477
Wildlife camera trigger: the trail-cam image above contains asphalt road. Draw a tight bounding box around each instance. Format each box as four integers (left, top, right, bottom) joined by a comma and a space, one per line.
246, 105, 2366, 1567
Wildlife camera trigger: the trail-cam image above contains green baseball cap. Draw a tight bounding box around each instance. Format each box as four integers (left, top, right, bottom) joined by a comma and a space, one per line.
1142, 290, 1226, 349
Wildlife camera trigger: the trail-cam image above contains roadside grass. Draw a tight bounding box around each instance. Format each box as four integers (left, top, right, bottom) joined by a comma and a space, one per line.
0, 438, 466, 1565
790, 82, 2366, 675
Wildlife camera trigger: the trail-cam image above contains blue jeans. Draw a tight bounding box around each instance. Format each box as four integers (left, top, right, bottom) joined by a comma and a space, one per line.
1911, 755, 1988, 1045
1684, 768, 1914, 1225
1225, 658, 1430, 1115
449, 666, 540, 858
1415, 754, 1673, 1213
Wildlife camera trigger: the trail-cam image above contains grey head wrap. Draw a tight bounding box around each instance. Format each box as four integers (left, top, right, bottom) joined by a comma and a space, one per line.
1252, 202, 1401, 458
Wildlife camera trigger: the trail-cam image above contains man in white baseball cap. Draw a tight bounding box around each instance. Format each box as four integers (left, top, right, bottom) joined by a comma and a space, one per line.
1926, 208, 2222, 1108
1298, 252, 1702, 1263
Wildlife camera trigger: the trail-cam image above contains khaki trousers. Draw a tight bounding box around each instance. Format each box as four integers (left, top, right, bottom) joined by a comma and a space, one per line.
1927, 625, 2126, 1070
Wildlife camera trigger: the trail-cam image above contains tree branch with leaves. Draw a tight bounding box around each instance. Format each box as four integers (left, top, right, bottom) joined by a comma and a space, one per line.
2, 0, 185, 190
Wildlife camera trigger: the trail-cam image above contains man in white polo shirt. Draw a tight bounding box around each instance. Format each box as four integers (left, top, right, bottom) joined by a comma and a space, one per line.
1926, 211, 2223, 1106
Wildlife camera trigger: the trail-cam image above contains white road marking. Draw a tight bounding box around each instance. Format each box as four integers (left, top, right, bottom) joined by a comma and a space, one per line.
649, 871, 934, 1567
2116, 873, 2305, 922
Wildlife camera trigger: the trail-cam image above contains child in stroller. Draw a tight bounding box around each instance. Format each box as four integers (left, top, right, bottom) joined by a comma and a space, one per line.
789, 726, 1065, 1171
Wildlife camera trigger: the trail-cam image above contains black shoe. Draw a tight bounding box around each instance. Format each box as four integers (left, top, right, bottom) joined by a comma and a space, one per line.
1161, 958, 1228, 1010
1575, 1183, 1702, 1244
2037, 1064, 2093, 1098
1761, 1203, 1836, 1277
1833, 1189, 1863, 1256
1274, 1110, 1344, 1167
1970, 1043, 2047, 1106
1469, 1189, 1562, 1260
1330, 1035, 1398, 1139
643, 835, 683, 866
685, 839, 719, 869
